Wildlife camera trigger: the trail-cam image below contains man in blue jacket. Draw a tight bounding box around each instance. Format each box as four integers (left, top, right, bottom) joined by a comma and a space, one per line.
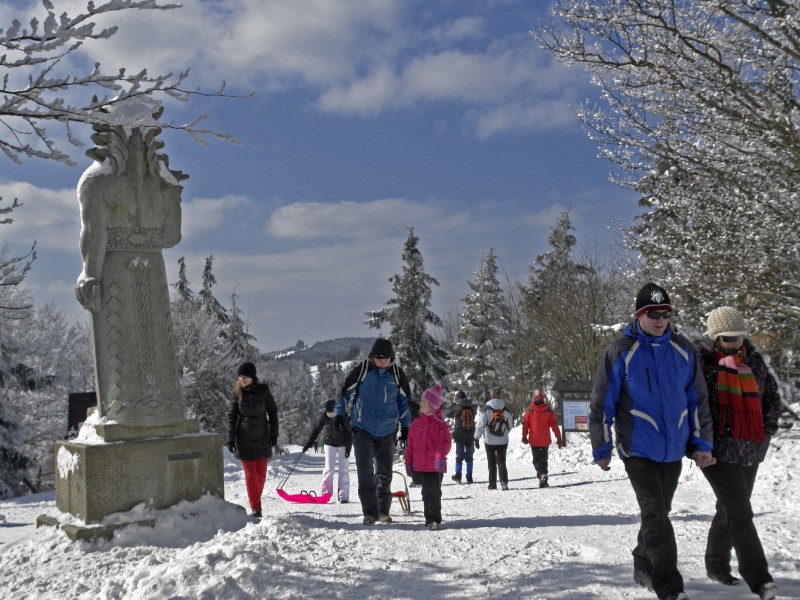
590, 283, 715, 600
335, 338, 411, 525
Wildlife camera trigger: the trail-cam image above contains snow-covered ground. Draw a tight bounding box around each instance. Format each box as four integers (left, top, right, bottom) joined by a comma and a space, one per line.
1, 424, 798, 600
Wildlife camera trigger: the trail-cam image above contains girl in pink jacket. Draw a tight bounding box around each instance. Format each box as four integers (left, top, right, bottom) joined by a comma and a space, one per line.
404, 384, 452, 530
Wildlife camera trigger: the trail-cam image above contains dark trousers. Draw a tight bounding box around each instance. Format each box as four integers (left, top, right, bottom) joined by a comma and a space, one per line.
624, 457, 683, 599
352, 428, 397, 519
702, 461, 773, 591
531, 446, 550, 476
416, 471, 444, 525
454, 441, 474, 477
485, 443, 508, 487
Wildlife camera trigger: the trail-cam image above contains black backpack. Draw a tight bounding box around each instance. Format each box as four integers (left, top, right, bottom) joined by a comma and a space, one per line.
489, 407, 509, 436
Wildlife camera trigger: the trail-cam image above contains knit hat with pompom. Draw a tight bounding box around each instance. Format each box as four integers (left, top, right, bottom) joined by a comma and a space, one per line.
422, 384, 444, 410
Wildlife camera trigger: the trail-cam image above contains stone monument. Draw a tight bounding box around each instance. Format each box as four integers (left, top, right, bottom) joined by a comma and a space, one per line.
43, 107, 224, 538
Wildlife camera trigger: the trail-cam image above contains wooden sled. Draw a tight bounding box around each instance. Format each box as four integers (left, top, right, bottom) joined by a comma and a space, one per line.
391, 470, 411, 514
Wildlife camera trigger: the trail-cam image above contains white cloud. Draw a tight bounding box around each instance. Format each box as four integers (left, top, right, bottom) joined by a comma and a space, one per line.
181, 194, 252, 240
0, 181, 79, 252
265, 198, 445, 240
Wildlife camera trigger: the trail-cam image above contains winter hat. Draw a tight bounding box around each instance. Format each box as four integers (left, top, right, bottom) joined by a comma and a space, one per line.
237, 361, 257, 379
533, 388, 545, 402
324, 400, 336, 413
634, 283, 672, 317
707, 306, 748, 339
454, 390, 466, 401
369, 338, 395, 359
422, 384, 444, 410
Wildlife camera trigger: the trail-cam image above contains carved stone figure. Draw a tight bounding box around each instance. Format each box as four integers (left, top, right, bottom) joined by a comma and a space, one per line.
75, 110, 188, 427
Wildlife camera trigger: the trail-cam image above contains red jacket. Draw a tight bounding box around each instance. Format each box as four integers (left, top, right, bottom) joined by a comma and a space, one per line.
405, 412, 452, 473
522, 402, 561, 447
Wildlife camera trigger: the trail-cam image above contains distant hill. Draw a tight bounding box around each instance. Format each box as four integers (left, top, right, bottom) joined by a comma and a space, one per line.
264, 337, 374, 365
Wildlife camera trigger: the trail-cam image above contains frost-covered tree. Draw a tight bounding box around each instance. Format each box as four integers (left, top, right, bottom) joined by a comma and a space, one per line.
267, 360, 314, 446
199, 255, 229, 327
171, 296, 236, 434
365, 226, 448, 395
520, 213, 627, 394
173, 256, 197, 305
448, 248, 511, 402
227, 288, 259, 364
0, 0, 235, 166
535, 1, 800, 366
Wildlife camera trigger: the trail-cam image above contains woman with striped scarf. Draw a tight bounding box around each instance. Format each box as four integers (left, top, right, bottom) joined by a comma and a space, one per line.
697, 306, 781, 600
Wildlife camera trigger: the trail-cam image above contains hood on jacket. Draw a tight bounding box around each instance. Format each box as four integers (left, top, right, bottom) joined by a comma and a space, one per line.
487, 397, 506, 410
528, 401, 550, 412
625, 319, 672, 343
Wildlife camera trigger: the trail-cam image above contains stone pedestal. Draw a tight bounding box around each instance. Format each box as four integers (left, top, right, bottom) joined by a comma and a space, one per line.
55, 429, 223, 524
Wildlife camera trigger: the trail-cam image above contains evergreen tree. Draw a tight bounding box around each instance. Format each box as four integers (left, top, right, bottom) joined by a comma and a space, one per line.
200, 255, 229, 326
365, 226, 448, 395
227, 288, 259, 363
448, 248, 510, 402
518, 213, 626, 405
173, 257, 197, 305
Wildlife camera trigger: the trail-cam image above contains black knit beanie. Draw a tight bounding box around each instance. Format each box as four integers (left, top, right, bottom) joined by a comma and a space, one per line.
369, 338, 394, 359
634, 283, 671, 317
237, 361, 257, 379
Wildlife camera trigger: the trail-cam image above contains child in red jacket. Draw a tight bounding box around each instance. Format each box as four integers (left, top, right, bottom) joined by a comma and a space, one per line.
404, 384, 452, 530
522, 388, 564, 488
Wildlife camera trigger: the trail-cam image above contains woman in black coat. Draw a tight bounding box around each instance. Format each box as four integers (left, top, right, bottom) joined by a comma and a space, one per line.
226, 362, 279, 517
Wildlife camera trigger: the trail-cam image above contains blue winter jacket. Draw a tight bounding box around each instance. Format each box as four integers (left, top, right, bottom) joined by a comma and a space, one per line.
335, 361, 412, 438
590, 321, 713, 463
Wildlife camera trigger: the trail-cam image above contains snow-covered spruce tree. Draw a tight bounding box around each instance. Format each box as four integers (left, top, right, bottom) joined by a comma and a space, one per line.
520, 212, 627, 391
365, 226, 448, 396
0, 0, 235, 166
535, 1, 800, 380
266, 360, 314, 446
170, 261, 237, 434
200, 255, 230, 329
227, 288, 260, 364
173, 256, 197, 305
448, 248, 511, 403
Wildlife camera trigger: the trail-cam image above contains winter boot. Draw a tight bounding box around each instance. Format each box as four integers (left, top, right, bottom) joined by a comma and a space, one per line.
465, 474, 473, 484
451, 473, 462, 482
756, 582, 779, 600
539, 474, 549, 488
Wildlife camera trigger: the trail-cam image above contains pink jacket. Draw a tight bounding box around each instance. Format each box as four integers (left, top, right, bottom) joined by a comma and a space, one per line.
405, 412, 452, 473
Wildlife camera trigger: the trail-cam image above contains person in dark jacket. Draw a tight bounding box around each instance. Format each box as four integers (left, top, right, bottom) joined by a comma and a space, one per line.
449, 391, 476, 483
590, 283, 715, 600
303, 400, 353, 503
226, 362, 279, 518
334, 338, 411, 525
696, 306, 780, 600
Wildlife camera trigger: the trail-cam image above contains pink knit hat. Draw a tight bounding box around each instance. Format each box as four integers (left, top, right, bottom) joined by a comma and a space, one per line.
422, 384, 444, 410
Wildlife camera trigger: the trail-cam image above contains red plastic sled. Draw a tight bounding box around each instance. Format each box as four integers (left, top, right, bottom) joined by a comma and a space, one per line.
276, 488, 332, 504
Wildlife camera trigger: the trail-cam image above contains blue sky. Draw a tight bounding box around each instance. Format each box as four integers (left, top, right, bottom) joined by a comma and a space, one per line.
0, 0, 638, 351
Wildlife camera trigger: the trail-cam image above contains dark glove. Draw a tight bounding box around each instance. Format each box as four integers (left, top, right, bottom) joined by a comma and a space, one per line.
405, 464, 413, 477
522, 435, 528, 445
557, 438, 565, 449
399, 426, 409, 441
345, 448, 351, 458
334, 415, 344, 433
434, 458, 446, 473
226, 443, 236, 454
474, 439, 480, 449
302, 443, 311, 453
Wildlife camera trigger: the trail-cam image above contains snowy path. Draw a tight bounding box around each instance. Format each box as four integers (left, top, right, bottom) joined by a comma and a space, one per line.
1, 426, 798, 599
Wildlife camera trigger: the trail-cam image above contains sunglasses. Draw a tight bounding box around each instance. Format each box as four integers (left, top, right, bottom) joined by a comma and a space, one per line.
719, 335, 743, 343
644, 311, 672, 320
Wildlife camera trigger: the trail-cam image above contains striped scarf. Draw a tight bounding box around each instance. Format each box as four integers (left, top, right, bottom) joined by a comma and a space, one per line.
715, 350, 765, 441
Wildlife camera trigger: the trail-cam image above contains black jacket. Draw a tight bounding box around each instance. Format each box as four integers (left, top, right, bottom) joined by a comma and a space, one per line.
305, 410, 353, 451
226, 379, 279, 460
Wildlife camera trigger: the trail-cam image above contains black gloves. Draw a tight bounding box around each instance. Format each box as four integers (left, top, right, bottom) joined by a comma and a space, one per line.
302, 443, 311, 453
345, 448, 351, 458
226, 443, 236, 454
557, 438, 565, 449
474, 439, 480, 449
334, 415, 345, 433
399, 426, 409, 441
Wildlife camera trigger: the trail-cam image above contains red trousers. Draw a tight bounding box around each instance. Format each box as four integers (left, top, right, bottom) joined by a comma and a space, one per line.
241, 458, 268, 511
